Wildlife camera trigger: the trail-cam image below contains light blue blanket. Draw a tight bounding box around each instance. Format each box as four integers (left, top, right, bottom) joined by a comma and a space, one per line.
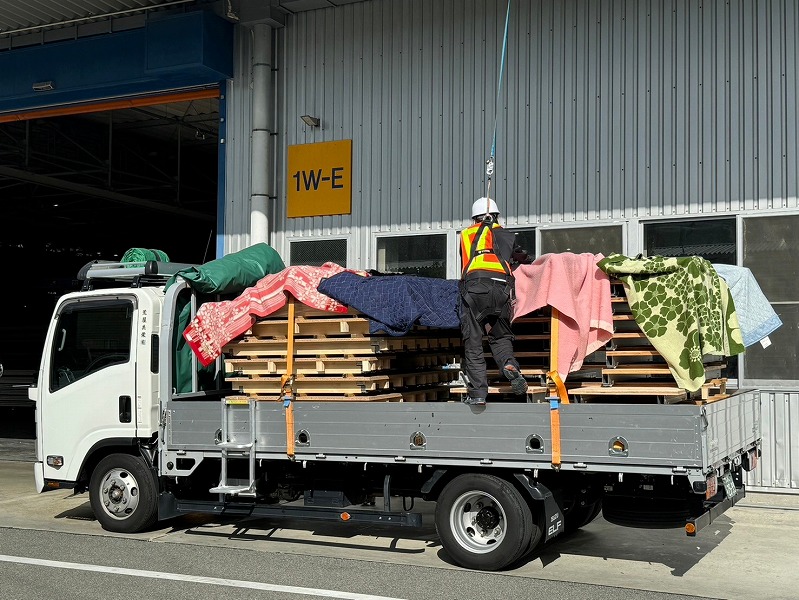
712, 264, 783, 347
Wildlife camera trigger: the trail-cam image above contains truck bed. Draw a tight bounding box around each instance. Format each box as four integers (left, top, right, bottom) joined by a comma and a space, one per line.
164, 389, 760, 477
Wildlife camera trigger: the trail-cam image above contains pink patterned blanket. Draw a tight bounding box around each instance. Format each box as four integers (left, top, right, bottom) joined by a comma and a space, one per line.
183, 263, 357, 366
513, 253, 613, 378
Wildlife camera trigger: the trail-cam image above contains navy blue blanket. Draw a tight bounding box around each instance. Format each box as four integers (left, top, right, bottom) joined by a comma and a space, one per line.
317, 272, 461, 335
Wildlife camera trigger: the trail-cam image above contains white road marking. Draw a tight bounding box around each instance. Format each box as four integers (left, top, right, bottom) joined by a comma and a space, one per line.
0, 554, 407, 600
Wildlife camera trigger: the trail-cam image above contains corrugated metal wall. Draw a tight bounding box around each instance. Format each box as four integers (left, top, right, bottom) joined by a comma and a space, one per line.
223, 26, 256, 254
222, 0, 799, 492
747, 390, 799, 493
277, 0, 799, 245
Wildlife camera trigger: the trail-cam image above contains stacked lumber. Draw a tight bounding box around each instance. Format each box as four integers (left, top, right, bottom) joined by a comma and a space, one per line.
568, 281, 730, 404
223, 303, 462, 402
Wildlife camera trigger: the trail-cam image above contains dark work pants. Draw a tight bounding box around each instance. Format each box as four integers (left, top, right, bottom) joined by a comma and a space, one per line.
459, 277, 520, 399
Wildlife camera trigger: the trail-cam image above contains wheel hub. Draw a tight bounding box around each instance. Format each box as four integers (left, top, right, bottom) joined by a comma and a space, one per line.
449, 491, 507, 554
99, 468, 140, 519
109, 483, 124, 503
474, 505, 501, 531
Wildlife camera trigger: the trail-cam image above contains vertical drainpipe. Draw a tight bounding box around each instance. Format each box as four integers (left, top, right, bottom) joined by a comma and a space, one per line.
250, 22, 273, 245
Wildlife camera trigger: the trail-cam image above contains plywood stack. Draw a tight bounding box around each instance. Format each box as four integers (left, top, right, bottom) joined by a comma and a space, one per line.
223, 303, 462, 402
568, 280, 729, 404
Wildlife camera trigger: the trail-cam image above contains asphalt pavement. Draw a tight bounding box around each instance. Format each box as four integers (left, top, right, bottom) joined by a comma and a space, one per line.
1, 437, 798, 599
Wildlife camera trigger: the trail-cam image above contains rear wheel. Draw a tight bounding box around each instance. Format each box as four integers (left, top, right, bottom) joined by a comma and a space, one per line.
435, 473, 540, 571
565, 499, 602, 533
602, 496, 697, 528
89, 453, 158, 533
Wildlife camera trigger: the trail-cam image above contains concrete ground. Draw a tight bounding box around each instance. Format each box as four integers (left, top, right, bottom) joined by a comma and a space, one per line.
1, 437, 798, 599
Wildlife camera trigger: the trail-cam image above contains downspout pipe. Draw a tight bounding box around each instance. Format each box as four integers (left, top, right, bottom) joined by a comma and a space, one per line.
250, 22, 272, 244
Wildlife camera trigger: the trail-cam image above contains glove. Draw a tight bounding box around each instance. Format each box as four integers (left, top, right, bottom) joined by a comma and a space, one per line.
511, 248, 533, 265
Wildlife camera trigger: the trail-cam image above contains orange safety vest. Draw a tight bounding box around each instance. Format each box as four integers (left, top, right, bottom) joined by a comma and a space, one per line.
460, 221, 512, 277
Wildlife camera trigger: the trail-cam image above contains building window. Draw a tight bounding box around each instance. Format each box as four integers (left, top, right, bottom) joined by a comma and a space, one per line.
740, 215, 799, 382
511, 228, 536, 260
290, 239, 347, 267
644, 219, 736, 264
376, 234, 447, 278
540, 225, 623, 256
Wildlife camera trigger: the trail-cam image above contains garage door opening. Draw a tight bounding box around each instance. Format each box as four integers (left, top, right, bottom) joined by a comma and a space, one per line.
0, 93, 220, 397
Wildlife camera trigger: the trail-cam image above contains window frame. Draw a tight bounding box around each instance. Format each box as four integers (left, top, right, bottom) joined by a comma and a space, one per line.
49, 297, 135, 393
373, 230, 454, 279
534, 222, 626, 257
287, 236, 349, 268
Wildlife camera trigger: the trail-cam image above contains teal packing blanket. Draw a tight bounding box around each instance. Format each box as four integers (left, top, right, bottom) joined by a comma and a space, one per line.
597, 254, 745, 392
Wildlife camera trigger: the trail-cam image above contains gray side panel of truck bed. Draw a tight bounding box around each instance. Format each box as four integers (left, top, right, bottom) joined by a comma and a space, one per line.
164, 390, 760, 474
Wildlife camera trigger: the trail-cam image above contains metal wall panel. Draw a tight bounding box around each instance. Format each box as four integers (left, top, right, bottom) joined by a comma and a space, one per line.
223, 26, 256, 254
229, 0, 799, 492
746, 391, 799, 494
277, 0, 799, 245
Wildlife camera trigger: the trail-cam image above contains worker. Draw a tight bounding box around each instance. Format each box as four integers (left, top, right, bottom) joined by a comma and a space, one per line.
458, 197, 528, 405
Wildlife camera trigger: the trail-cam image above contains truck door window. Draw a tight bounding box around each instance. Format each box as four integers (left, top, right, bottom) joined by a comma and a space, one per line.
50, 299, 134, 392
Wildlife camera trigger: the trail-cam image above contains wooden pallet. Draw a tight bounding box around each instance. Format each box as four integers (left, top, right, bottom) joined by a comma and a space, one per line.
570, 377, 730, 405
569, 383, 689, 404
226, 334, 464, 358
224, 304, 463, 402
225, 353, 460, 377
228, 369, 460, 395
449, 384, 549, 401
228, 392, 406, 403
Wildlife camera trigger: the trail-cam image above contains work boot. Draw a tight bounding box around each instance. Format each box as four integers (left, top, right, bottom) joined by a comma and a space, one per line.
462, 396, 486, 406
502, 364, 528, 396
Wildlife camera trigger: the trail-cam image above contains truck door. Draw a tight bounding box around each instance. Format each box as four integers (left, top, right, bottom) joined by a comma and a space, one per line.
40, 296, 138, 483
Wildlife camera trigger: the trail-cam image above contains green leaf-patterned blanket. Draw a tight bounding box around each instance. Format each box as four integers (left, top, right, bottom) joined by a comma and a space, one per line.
597, 254, 745, 392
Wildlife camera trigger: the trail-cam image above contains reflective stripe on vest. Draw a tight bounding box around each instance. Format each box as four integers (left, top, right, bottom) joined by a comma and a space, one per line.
460, 222, 511, 276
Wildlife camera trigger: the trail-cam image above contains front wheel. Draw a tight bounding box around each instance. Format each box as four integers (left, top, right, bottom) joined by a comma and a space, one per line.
435, 473, 540, 571
89, 453, 158, 533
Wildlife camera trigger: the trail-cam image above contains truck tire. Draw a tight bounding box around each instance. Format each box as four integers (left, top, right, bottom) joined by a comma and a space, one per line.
435, 473, 537, 571
89, 453, 158, 533
565, 499, 602, 533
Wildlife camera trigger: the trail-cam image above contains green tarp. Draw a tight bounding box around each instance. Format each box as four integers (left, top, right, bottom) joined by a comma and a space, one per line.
166, 243, 285, 393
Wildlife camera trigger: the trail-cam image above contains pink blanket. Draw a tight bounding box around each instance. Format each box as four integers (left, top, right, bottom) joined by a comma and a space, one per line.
513, 253, 613, 378
184, 263, 357, 366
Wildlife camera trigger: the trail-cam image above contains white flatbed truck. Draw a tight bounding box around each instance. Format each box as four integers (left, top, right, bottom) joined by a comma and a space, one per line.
31, 261, 761, 571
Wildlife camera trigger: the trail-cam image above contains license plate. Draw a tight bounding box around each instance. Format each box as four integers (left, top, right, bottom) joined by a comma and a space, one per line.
721, 471, 737, 499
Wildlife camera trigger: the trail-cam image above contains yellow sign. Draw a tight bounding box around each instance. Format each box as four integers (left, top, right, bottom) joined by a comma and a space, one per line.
287, 139, 352, 218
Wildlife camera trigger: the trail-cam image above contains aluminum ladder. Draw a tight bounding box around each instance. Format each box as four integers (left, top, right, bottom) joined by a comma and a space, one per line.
209, 396, 257, 496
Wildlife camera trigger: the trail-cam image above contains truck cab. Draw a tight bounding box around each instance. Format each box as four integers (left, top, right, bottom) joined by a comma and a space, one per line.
32, 284, 163, 493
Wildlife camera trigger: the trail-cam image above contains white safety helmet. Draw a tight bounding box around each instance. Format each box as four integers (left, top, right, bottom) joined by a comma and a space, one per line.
471, 197, 500, 219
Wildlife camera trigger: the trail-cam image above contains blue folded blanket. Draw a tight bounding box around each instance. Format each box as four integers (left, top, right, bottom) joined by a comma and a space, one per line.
317, 272, 461, 335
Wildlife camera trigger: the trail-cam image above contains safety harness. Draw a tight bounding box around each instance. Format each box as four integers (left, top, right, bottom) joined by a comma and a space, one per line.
461, 219, 513, 279
460, 220, 515, 322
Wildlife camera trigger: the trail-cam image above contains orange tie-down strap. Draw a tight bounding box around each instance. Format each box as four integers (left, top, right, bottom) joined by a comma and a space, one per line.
547, 370, 569, 469
281, 374, 295, 459
549, 398, 562, 469
283, 297, 297, 459
547, 370, 569, 405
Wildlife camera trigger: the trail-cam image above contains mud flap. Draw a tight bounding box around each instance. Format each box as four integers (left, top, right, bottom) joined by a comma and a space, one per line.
514, 473, 564, 542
